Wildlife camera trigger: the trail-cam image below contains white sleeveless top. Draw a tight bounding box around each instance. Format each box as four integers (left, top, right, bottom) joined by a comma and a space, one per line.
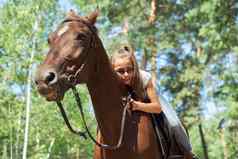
140, 70, 192, 151
139, 69, 152, 89
139, 69, 183, 127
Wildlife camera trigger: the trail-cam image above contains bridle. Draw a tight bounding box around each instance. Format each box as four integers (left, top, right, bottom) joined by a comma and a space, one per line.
55, 18, 131, 150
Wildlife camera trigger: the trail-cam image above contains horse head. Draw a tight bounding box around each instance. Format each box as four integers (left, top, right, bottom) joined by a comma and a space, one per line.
35, 10, 99, 101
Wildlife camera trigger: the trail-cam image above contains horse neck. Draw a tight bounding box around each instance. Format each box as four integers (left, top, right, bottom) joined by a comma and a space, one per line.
86, 39, 126, 143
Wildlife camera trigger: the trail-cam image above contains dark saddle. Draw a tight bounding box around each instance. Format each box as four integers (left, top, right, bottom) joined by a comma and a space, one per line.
151, 113, 198, 159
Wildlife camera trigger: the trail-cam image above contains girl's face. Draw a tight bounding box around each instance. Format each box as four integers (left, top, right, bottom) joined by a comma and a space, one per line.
113, 57, 134, 86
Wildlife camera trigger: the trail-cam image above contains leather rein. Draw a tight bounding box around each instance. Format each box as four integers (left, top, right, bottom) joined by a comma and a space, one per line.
55, 18, 131, 150
56, 87, 131, 150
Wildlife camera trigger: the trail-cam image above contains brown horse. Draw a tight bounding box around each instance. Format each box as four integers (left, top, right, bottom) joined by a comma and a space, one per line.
34, 10, 185, 159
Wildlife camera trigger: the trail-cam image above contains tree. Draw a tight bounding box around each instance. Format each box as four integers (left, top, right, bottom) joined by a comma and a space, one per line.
0, 0, 95, 158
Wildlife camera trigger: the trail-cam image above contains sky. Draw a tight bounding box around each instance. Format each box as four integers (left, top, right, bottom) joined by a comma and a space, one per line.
0, 0, 6, 7
58, 0, 77, 12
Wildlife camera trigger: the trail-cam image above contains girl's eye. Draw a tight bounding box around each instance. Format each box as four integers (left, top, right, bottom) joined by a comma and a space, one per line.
117, 69, 125, 74
116, 67, 133, 75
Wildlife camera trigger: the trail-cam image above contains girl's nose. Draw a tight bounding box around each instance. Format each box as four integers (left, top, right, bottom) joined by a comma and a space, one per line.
124, 71, 129, 76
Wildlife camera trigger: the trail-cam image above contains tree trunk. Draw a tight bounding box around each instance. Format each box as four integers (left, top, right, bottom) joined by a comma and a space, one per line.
9, 104, 13, 159
198, 123, 209, 159
76, 148, 80, 159
219, 129, 228, 159
15, 112, 22, 159
149, 36, 158, 82
2, 143, 8, 159
148, 0, 158, 24
22, 16, 40, 159
46, 138, 55, 159
141, 48, 148, 70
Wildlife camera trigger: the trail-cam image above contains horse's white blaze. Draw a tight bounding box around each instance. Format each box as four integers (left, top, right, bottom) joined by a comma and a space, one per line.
57, 25, 69, 37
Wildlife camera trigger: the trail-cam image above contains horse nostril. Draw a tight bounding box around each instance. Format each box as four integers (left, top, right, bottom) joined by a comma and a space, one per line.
45, 72, 57, 84
35, 80, 39, 85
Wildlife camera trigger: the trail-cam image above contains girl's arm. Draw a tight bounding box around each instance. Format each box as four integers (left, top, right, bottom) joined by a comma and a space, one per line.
129, 79, 162, 114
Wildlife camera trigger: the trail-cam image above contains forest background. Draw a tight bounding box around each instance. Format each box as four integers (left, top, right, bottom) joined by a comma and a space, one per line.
0, 0, 237, 158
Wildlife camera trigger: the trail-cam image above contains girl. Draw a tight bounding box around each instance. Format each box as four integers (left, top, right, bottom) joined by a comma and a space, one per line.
111, 45, 194, 159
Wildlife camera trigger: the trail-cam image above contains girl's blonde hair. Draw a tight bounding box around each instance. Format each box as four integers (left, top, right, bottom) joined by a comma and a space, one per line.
111, 45, 146, 100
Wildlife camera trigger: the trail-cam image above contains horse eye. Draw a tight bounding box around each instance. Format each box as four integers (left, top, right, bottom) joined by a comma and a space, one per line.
47, 38, 51, 44
75, 33, 86, 40
64, 55, 73, 61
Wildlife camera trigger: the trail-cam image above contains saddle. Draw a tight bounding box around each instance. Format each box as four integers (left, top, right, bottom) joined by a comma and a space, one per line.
151, 113, 198, 159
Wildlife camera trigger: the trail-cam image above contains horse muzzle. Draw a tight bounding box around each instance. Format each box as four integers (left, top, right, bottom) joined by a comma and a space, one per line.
34, 65, 67, 101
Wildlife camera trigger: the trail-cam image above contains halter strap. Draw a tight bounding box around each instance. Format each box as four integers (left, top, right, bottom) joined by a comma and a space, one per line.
59, 18, 96, 85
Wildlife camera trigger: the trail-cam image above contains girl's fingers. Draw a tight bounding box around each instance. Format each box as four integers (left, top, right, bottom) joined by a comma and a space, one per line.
128, 101, 135, 110
129, 98, 134, 103
128, 99, 140, 111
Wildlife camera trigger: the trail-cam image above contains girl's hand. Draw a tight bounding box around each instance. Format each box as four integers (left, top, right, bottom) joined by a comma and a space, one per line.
128, 99, 142, 111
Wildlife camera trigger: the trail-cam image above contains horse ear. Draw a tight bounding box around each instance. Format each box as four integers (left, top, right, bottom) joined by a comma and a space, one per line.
66, 9, 78, 19
87, 9, 99, 25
